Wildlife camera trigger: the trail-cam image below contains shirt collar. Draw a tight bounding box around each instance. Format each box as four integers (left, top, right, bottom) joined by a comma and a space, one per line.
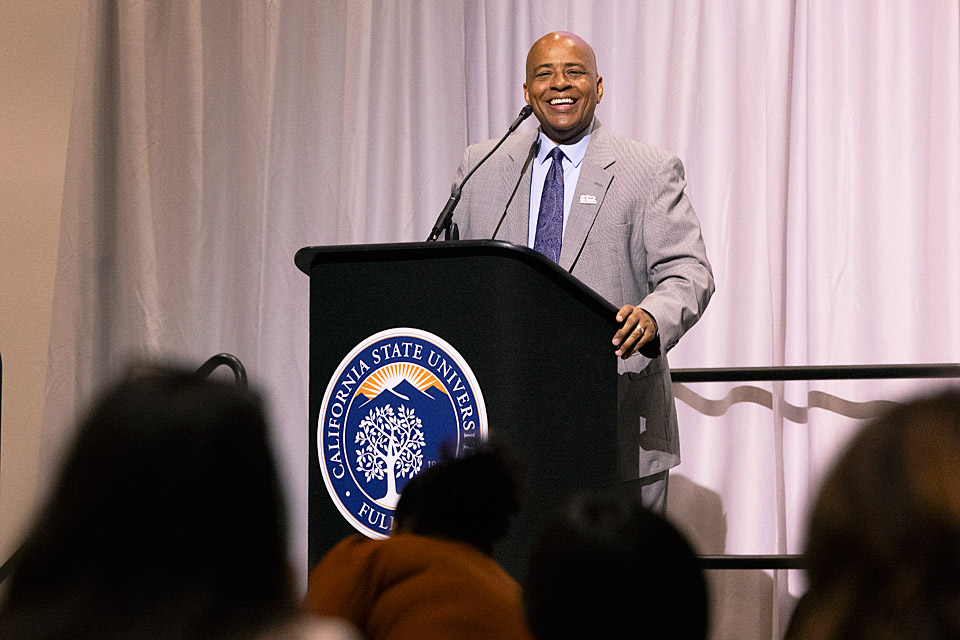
536, 119, 593, 168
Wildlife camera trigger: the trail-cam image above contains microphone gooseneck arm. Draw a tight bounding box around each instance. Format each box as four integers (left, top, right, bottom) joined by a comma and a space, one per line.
426, 105, 534, 242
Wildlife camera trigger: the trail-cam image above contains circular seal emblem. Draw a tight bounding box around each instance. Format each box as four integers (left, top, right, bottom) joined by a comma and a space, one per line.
317, 328, 487, 538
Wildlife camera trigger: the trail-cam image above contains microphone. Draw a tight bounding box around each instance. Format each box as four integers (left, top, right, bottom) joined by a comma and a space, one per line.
426, 105, 534, 242
507, 104, 535, 132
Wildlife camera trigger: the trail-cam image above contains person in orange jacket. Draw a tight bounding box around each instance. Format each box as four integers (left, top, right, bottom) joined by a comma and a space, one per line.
302, 445, 532, 640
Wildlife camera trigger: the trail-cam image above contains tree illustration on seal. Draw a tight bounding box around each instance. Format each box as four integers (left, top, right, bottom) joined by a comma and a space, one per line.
354, 404, 426, 506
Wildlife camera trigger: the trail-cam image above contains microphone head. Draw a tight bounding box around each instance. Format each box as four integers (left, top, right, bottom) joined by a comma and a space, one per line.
509, 105, 535, 132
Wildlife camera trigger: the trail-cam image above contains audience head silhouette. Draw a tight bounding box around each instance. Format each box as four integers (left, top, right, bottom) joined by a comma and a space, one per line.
786, 388, 960, 640
0, 364, 322, 640
392, 442, 522, 555
524, 490, 708, 640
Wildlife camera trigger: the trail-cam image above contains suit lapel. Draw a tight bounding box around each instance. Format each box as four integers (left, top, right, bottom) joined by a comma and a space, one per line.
499, 153, 531, 244
489, 135, 536, 245
559, 124, 615, 270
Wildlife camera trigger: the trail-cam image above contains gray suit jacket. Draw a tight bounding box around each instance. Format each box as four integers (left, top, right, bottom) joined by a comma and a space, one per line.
453, 120, 714, 479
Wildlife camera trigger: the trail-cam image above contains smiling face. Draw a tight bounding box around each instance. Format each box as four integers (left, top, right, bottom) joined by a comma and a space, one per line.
523, 32, 603, 145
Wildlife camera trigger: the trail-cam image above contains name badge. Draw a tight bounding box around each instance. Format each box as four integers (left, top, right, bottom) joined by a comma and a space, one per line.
579, 194, 597, 205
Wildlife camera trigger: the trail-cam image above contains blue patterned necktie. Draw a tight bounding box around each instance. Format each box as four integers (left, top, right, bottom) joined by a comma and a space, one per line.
533, 147, 566, 263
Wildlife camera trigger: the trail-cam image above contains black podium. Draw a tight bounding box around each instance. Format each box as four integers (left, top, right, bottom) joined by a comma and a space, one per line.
295, 240, 620, 577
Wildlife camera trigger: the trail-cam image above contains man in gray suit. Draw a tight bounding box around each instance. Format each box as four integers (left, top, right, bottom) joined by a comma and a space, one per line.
452, 31, 714, 512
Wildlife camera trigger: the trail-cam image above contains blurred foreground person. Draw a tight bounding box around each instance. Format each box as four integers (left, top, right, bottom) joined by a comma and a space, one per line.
524, 490, 708, 640
0, 365, 359, 640
303, 445, 532, 640
786, 389, 960, 640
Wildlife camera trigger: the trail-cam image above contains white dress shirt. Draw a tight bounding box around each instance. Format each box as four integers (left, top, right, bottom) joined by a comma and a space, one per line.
526, 122, 594, 248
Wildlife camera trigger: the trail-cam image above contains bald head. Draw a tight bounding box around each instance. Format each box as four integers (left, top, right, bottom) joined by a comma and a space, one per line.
523, 32, 603, 144
525, 32, 598, 77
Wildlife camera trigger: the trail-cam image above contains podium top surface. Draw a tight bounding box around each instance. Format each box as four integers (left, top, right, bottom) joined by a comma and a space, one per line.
295, 240, 617, 318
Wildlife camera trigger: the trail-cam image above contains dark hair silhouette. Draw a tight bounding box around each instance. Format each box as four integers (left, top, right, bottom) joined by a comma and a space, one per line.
786, 389, 960, 640
393, 442, 522, 555
0, 365, 296, 640
524, 490, 708, 640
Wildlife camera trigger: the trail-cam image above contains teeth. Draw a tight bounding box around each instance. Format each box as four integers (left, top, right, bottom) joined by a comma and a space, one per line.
549, 98, 575, 105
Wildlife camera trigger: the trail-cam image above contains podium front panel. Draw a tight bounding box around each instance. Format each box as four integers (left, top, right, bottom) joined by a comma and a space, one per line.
299, 241, 619, 577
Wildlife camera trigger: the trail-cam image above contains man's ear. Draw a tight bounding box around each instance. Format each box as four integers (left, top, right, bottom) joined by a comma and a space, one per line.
596, 75, 603, 103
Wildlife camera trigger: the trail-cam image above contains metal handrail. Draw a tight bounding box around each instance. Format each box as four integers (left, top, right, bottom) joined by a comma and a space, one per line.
0, 353, 248, 585
194, 353, 248, 389
672, 363, 960, 383
672, 362, 960, 571
698, 555, 804, 570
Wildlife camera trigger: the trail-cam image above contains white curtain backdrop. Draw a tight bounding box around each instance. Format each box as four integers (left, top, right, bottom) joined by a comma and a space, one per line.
41, 2, 960, 638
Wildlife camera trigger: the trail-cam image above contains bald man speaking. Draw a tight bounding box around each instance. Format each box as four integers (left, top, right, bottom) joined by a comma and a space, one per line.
450, 32, 714, 512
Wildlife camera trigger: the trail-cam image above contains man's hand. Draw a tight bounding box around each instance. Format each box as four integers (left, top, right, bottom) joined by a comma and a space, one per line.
612, 304, 658, 359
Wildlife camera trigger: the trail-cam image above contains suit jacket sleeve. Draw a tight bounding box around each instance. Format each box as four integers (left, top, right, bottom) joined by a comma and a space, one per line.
635, 155, 714, 354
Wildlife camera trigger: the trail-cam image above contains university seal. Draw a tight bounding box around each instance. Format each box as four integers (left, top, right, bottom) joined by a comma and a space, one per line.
318, 328, 487, 537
